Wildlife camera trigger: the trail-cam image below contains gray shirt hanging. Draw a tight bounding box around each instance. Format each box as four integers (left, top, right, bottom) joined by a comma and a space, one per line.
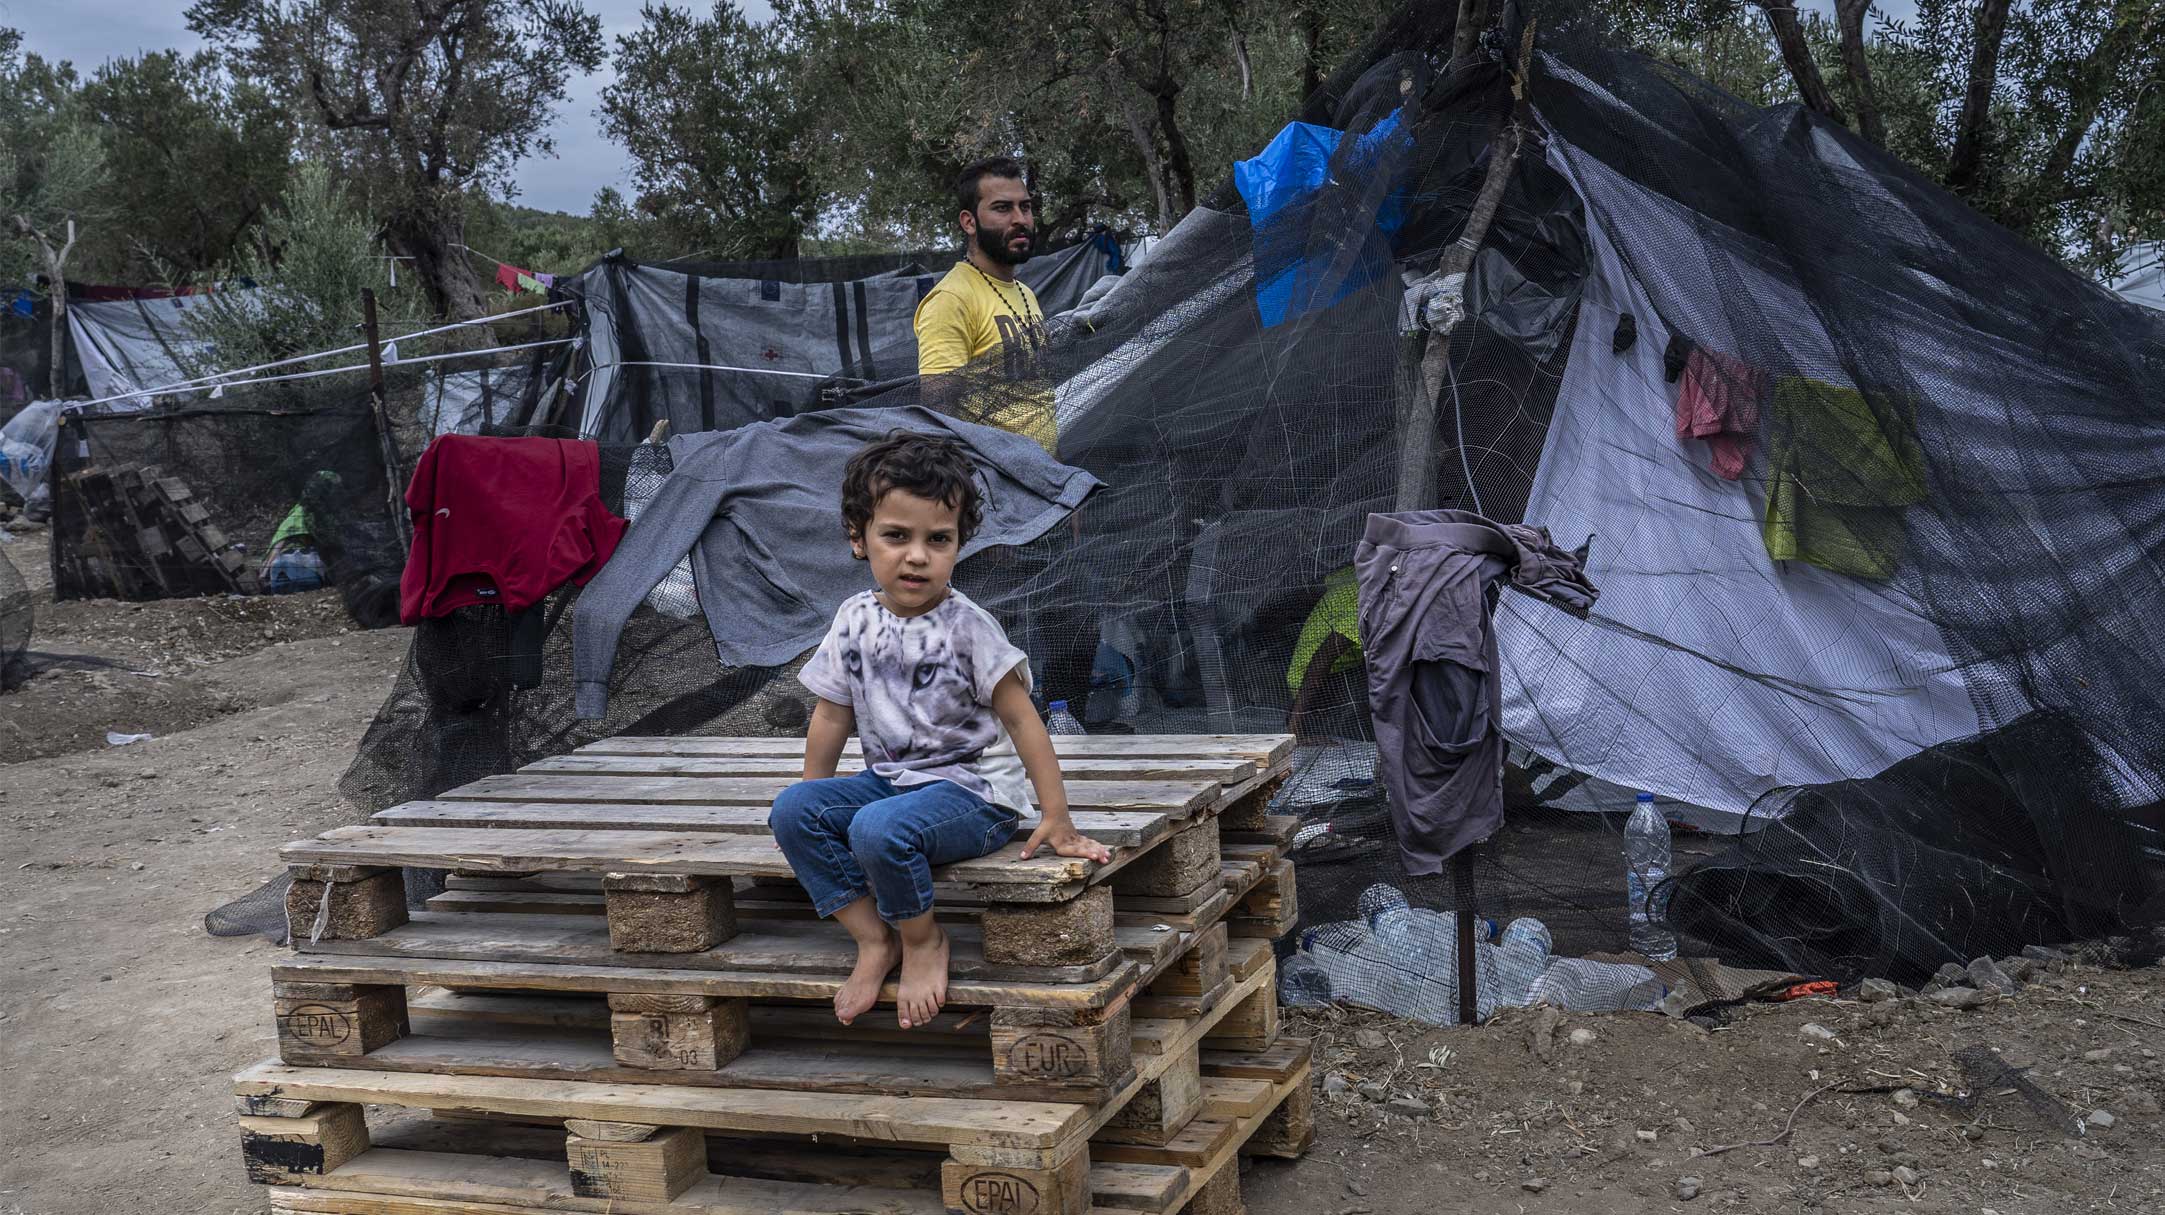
1355, 509, 1597, 873
573, 405, 1099, 719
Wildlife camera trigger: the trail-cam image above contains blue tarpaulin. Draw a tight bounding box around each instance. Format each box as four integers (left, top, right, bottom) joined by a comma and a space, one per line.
1235, 111, 1408, 327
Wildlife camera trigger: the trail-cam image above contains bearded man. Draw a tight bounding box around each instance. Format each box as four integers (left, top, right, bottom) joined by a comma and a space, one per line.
913, 156, 1053, 450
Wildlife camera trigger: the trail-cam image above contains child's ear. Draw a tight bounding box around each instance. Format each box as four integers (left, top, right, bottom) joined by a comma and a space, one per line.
845, 524, 866, 560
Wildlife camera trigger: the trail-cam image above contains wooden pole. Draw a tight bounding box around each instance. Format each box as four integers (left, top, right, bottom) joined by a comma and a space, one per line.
361, 289, 411, 555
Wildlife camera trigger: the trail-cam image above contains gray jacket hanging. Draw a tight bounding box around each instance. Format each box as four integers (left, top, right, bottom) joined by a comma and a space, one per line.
1355, 510, 1597, 873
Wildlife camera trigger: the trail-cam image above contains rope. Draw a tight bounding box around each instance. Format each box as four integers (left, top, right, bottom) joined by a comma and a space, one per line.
70, 337, 575, 404
67, 299, 576, 409
572, 359, 869, 385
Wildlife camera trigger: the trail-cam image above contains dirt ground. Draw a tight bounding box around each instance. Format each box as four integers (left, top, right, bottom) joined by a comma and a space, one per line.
1, 553, 2159, 1215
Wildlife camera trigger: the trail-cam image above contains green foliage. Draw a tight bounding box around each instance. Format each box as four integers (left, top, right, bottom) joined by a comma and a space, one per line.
601, 2, 821, 260
0, 30, 118, 285
1601, 0, 2165, 278
78, 51, 292, 282
187, 0, 607, 319
181, 162, 424, 374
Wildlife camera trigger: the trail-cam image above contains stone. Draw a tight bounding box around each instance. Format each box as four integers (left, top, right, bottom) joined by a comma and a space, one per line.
2083, 1048, 2114, 1062
1892, 1088, 1919, 1108
1967, 957, 2018, 995
1636, 1129, 1659, 1142
2000, 955, 2039, 983
1857, 977, 1902, 1003
2087, 1109, 2116, 1129
1385, 1097, 1432, 1118
1566, 1027, 1598, 1047
1929, 987, 1994, 1010
1960, 1125, 1985, 1141
1345, 1179, 1369, 1197
1323, 1072, 1351, 1097
1796, 1156, 1819, 1169
1354, 1029, 1388, 1051
1932, 962, 1967, 987
2020, 944, 2069, 963
1357, 1082, 1388, 1102
1865, 1169, 1894, 1187
1892, 1166, 1922, 1186
1800, 1023, 1839, 1042
1675, 1177, 1702, 1201
1520, 1179, 1548, 1194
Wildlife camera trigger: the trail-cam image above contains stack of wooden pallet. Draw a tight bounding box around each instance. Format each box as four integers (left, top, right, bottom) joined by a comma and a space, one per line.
237, 733, 1311, 1215
63, 463, 258, 598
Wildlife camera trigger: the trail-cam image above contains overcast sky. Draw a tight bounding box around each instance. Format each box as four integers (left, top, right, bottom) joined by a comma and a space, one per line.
7, 0, 1908, 217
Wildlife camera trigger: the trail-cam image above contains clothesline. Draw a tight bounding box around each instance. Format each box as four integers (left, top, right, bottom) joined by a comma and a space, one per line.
69, 337, 574, 406
572, 359, 869, 385
67, 300, 576, 409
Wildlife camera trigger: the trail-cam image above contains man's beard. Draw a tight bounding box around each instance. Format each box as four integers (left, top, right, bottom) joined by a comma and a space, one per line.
974, 220, 1035, 266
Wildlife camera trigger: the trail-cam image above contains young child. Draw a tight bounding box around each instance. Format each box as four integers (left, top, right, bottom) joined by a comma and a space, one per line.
770, 431, 1111, 1029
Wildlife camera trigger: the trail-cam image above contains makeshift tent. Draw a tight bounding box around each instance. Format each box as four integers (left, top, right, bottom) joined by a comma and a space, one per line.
2112, 242, 2165, 312
64, 283, 253, 405
340, 0, 2165, 988
559, 239, 1128, 443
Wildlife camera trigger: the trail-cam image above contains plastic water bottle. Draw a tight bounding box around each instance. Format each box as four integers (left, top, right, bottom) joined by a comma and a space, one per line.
1278, 952, 1334, 1007
1488, 917, 1554, 1007
1046, 700, 1087, 736
1624, 791, 1678, 961
1529, 957, 1666, 1012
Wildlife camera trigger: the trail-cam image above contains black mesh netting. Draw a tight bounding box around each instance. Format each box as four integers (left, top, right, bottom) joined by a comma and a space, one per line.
1, 541, 28, 692
49, 385, 405, 627
324, 0, 2165, 993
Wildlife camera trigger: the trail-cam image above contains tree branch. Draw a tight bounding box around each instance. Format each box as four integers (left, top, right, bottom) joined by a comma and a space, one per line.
1755, 2, 1847, 125
1944, 0, 2013, 191
1833, 0, 1883, 145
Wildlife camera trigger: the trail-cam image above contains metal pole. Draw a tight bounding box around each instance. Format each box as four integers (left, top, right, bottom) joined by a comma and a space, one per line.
362, 289, 411, 555
1454, 850, 1478, 1024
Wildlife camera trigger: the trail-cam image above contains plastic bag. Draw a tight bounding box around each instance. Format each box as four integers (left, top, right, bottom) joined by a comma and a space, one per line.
0, 401, 61, 501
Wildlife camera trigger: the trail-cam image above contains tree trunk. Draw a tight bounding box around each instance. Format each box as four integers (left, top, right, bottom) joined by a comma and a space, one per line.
1756, 1, 1847, 125
1120, 99, 1174, 231
47, 277, 66, 399
1155, 87, 1198, 218
1301, 7, 1325, 99
1833, 0, 1884, 145
1944, 0, 2013, 192
389, 202, 487, 324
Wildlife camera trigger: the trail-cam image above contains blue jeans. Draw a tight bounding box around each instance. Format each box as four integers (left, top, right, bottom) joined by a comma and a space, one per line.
768, 770, 1020, 923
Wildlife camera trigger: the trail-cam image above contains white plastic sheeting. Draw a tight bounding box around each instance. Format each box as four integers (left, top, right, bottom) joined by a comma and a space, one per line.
65, 290, 253, 405
1493, 140, 1983, 817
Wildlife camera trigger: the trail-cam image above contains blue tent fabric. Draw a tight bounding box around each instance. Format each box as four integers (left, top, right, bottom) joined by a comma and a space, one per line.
1236, 112, 1409, 327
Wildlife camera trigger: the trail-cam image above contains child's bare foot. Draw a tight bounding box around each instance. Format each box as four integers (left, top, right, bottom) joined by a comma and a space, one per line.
835, 928, 899, 1025
895, 921, 950, 1029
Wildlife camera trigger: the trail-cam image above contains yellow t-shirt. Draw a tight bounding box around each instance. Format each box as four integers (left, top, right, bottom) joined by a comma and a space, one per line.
914, 261, 1056, 452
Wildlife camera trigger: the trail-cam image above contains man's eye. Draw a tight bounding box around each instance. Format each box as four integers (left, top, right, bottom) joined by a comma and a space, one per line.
913, 662, 939, 689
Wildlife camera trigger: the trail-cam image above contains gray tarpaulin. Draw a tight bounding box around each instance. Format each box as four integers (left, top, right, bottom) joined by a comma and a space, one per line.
564, 241, 1125, 443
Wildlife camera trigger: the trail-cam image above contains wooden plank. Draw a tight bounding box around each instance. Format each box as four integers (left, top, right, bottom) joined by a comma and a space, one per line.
1200, 1038, 1311, 1083
232, 1062, 1088, 1153
284, 915, 1134, 998
284, 828, 1097, 903
1225, 937, 1273, 983
526, 755, 1261, 785
261, 1147, 943, 1215
1199, 1078, 1273, 1120
438, 775, 1220, 821
577, 735, 1295, 770
320, 1026, 1097, 1103
1087, 1117, 1235, 1170
378, 802, 1172, 851
1219, 815, 1298, 849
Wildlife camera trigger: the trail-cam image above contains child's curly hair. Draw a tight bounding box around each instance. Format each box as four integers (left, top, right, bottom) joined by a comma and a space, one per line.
841, 431, 984, 548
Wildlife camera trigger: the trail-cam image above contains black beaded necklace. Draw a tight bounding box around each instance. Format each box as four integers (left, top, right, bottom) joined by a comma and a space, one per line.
968, 259, 1041, 327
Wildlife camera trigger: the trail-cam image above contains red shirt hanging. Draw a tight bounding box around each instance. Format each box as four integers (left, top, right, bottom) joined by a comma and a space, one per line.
398, 435, 628, 624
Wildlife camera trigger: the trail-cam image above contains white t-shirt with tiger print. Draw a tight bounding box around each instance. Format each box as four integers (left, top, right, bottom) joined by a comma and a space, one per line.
799, 588, 1035, 816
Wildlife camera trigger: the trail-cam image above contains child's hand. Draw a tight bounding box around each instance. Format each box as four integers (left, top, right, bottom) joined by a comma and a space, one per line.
1019, 818, 1112, 865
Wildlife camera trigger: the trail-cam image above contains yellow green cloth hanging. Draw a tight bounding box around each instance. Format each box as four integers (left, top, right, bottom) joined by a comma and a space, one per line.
1287, 565, 1363, 691
1761, 377, 1926, 579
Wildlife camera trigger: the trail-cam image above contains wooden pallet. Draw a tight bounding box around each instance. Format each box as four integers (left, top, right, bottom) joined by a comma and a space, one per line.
238, 956, 1303, 1215
289, 740, 1293, 981
62, 462, 258, 598
243, 1043, 1309, 1215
